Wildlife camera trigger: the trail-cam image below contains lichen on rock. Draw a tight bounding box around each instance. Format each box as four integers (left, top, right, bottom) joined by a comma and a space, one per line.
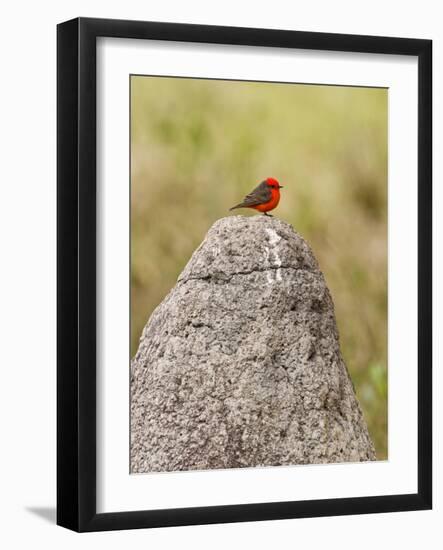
130, 215, 376, 473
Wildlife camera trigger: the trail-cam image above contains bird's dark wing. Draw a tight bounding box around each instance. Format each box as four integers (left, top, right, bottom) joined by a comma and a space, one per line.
230, 181, 271, 209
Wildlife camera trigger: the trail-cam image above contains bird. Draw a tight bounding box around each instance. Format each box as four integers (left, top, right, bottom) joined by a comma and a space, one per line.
229, 177, 283, 216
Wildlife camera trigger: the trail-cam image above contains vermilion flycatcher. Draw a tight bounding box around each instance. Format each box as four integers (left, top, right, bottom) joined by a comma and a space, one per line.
229, 177, 283, 216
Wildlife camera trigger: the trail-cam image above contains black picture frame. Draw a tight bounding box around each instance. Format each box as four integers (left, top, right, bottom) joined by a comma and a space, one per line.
57, 17, 432, 532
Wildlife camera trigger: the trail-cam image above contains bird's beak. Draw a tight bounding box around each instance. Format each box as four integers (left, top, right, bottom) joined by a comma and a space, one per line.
278, 185, 284, 189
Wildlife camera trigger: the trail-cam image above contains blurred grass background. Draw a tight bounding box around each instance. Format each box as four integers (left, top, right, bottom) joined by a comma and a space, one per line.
131, 76, 387, 459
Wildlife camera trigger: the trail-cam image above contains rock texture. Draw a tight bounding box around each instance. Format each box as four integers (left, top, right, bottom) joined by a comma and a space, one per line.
131, 215, 376, 473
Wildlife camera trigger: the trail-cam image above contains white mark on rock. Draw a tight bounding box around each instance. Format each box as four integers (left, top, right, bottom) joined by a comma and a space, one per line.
265, 228, 283, 284
265, 227, 281, 249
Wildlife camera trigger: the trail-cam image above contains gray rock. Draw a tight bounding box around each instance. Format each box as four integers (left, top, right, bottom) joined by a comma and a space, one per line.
131, 215, 376, 473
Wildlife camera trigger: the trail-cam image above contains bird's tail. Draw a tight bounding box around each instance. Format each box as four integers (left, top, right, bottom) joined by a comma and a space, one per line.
229, 203, 244, 211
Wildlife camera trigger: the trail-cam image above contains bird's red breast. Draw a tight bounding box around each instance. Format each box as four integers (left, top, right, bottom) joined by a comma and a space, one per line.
252, 189, 281, 212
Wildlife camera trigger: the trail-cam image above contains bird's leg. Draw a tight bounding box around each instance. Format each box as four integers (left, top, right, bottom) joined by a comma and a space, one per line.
263, 212, 273, 217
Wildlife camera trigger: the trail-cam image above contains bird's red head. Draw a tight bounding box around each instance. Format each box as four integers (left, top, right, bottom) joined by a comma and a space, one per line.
266, 177, 283, 189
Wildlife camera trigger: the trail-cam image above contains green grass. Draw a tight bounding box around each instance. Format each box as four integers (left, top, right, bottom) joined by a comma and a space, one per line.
131, 76, 388, 459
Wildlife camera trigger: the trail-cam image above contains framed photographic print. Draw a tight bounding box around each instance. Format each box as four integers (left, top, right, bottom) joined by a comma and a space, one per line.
57, 17, 432, 532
